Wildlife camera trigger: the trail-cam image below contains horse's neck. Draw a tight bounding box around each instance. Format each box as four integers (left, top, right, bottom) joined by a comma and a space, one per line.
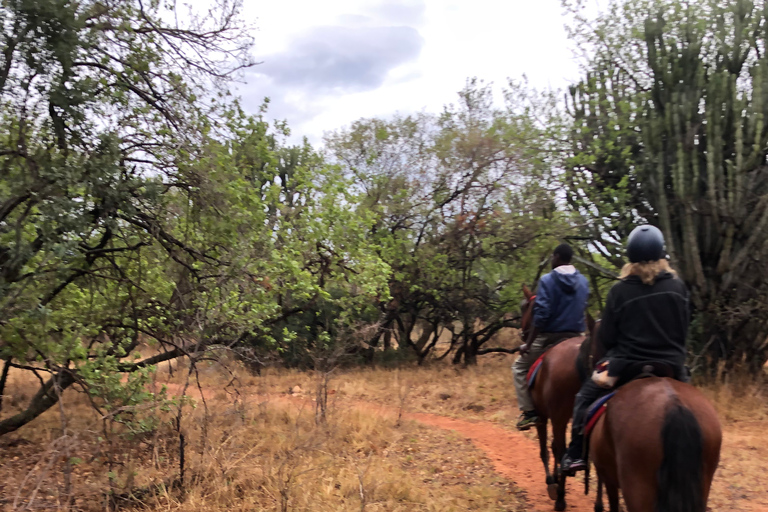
591, 322, 606, 362
580, 322, 606, 371
521, 303, 534, 336
578, 336, 594, 371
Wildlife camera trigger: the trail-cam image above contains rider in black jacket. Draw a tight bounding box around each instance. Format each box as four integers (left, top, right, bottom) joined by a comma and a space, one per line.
598, 272, 689, 381
560, 225, 690, 474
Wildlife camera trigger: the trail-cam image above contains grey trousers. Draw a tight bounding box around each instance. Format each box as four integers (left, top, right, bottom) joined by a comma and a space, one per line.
513, 331, 581, 412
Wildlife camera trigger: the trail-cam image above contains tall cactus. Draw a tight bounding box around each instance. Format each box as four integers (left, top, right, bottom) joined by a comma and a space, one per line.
565, 0, 768, 370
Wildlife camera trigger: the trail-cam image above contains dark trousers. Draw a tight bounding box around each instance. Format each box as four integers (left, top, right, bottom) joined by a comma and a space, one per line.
568, 379, 610, 457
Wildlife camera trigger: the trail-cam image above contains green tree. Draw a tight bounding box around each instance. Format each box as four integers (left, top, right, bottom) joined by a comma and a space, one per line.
0, 0, 253, 434
563, 0, 768, 371
188, 110, 390, 370
327, 79, 572, 365
0, 0, 389, 436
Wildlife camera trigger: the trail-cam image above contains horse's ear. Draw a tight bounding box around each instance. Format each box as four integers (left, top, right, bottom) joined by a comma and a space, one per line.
522, 284, 533, 299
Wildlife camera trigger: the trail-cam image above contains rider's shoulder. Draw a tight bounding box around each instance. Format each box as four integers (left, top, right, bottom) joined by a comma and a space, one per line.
656, 272, 688, 289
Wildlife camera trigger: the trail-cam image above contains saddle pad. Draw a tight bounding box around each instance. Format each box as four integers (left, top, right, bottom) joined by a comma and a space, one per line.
584, 391, 616, 438
526, 352, 548, 390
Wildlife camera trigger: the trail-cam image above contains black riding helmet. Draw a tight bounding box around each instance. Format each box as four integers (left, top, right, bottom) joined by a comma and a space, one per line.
626, 225, 666, 263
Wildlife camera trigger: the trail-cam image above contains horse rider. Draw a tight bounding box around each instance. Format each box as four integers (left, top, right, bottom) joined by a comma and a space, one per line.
560, 225, 690, 474
514, 243, 590, 430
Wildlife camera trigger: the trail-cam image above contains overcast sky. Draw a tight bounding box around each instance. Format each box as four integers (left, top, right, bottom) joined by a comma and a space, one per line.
227, 0, 593, 144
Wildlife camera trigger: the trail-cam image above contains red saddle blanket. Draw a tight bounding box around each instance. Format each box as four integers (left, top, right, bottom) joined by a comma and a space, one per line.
526, 352, 548, 391
585, 391, 616, 437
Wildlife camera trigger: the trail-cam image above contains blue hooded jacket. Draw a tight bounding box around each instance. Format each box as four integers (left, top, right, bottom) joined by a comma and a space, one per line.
533, 265, 589, 333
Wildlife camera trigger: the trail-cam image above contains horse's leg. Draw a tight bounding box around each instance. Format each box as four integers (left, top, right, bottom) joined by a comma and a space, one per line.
536, 420, 557, 501
605, 480, 619, 512
551, 418, 568, 511
619, 473, 655, 512
594, 474, 603, 512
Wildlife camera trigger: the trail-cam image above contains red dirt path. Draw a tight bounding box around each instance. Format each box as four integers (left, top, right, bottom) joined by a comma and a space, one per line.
406, 411, 595, 512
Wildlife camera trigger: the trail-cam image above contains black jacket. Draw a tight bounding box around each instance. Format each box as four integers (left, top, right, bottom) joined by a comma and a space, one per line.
598, 272, 689, 378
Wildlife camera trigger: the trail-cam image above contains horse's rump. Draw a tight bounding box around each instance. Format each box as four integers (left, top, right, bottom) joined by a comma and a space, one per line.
590, 378, 722, 512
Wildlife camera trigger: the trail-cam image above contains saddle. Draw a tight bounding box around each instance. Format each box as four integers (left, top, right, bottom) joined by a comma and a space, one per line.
617, 360, 676, 385
584, 361, 677, 438
584, 391, 615, 437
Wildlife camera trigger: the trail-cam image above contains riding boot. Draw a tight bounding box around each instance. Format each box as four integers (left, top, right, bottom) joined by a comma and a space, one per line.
567, 433, 584, 459
564, 379, 603, 464
561, 433, 586, 475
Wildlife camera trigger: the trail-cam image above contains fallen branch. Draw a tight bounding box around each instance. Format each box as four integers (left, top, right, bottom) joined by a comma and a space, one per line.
475, 347, 521, 356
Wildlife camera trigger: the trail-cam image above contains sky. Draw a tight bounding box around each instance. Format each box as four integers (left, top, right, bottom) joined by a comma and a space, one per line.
226, 0, 593, 144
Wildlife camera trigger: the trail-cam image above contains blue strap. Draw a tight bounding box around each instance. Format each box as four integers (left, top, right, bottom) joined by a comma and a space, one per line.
527, 363, 542, 390
586, 391, 616, 423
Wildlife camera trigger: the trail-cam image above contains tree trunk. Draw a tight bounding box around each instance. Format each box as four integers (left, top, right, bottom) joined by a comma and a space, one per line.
452, 344, 465, 365
0, 358, 11, 414
383, 330, 392, 351
463, 343, 478, 366
0, 369, 76, 436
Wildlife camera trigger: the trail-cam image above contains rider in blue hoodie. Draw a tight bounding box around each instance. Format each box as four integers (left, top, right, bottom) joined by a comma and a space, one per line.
514, 243, 590, 430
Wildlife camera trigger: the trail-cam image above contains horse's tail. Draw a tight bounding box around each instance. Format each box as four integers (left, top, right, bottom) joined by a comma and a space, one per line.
656, 402, 704, 512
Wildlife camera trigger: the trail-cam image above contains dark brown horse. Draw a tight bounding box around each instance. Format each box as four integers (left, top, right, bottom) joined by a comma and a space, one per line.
520, 285, 597, 511
589, 376, 722, 511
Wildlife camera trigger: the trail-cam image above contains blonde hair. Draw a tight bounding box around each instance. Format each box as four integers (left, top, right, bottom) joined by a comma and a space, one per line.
619, 259, 677, 285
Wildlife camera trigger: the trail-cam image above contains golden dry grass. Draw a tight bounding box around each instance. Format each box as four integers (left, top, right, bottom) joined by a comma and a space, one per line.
1, 349, 766, 511
0, 359, 525, 512
697, 373, 768, 510
257, 353, 524, 426
259, 354, 768, 511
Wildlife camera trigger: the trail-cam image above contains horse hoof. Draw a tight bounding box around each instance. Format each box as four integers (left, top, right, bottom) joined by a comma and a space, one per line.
547, 483, 559, 501
554, 500, 566, 511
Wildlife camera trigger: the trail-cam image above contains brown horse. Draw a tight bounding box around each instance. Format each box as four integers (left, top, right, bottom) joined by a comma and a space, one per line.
589, 377, 722, 512
520, 285, 597, 511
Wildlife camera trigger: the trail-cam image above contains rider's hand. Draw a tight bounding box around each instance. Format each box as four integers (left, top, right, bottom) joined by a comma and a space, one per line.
519, 344, 530, 356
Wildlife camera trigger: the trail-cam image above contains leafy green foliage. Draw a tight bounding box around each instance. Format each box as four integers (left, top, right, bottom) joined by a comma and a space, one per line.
0, 0, 389, 434
176, 107, 391, 367
326, 79, 573, 364
563, 0, 768, 371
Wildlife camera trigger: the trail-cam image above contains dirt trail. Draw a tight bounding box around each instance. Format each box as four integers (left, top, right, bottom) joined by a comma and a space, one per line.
167, 383, 594, 511
348, 399, 595, 512
406, 411, 595, 512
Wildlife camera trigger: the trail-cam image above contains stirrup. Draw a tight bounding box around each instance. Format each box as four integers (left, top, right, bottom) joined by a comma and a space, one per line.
561, 455, 586, 476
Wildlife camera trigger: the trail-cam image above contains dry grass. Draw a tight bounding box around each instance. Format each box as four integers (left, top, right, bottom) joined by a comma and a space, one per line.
697, 372, 768, 510
1, 348, 766, 511
260, 354, 768, 511
0, 359, 525, 512
257, 353, 523, 426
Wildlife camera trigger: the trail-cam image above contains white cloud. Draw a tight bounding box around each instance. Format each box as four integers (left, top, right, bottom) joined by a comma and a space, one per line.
255, 25, 424, 92
224, 0, 591, 144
